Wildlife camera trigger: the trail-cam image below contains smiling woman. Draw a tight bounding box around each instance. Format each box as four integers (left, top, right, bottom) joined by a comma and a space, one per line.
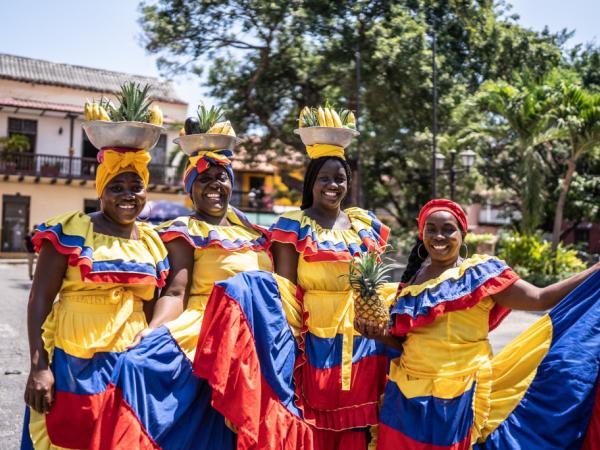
21, 121, 169, 450
354, 198, 600, 449
270, 128, 395, 450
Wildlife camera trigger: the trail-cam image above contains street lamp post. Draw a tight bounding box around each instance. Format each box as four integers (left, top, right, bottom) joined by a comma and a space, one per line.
431, 27, 438, 199
435, 149, 476, 200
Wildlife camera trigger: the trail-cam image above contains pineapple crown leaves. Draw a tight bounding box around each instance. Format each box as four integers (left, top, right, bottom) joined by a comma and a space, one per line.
343, 248, 398, 296
110, 82, 155, 122
197, 104, 225, 133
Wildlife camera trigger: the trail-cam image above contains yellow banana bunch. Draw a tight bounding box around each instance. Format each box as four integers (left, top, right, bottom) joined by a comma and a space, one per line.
207, 120, 236, 136
317, 107, 326, 126
298, 106, 310, 128
297, 105, 356, 129
346, 111, 356, 129
149, 105, 164, 126
331, 109, 343, 128
84, 102, 94, 121
84, 101, 111, 121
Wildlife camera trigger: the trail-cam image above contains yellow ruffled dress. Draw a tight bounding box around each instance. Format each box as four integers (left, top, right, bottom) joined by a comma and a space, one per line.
271, 207, 396, 449
90, 208, 277, 449
379, 254, 600, 449
22, 211, 168, 450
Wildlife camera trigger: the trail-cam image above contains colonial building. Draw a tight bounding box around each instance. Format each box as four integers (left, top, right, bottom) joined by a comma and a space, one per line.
0, 54, 303, 254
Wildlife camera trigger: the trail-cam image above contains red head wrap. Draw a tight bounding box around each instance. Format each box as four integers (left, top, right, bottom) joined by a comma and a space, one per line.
418, 199, 468, 239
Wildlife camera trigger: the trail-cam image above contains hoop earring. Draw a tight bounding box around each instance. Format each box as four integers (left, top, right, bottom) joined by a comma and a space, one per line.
417, 243, 427, 260
460, 243, 469, 259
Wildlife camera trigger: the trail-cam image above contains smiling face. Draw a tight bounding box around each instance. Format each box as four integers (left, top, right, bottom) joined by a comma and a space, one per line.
311, 158, 348, 211
191, 165, 232, 219
422, 210, 465, 265
100, 172, 146, 225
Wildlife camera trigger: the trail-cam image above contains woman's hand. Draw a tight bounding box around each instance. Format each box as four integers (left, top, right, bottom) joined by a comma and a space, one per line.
127, 326, 156, 349
24, 367, 55, 414
354, 317, 389, 339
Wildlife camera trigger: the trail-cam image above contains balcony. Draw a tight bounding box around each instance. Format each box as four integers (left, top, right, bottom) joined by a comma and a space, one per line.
0, 151, 181, 188
0, 151, 275, 214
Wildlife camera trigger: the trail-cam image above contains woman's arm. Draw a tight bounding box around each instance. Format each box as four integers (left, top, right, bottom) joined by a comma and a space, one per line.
24, 241, 68, 413
493, 262, 600, 311
129, 239, 193, 347
271, 242, 299, 285
354, 318, 406, 351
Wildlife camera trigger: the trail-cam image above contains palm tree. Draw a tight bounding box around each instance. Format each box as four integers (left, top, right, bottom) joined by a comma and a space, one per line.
475, 75, 556, 233
550, 83, 600, 251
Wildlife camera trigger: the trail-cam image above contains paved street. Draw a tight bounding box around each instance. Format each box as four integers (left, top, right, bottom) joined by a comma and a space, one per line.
0, 262, 542, 448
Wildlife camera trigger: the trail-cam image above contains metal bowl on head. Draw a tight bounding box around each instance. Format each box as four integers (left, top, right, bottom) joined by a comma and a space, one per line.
174, 134, 238, 155
294, 126, 359, 148
82, 121, 164, 150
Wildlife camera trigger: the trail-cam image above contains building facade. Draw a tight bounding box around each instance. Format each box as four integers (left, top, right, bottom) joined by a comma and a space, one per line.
0, 54, 303, 254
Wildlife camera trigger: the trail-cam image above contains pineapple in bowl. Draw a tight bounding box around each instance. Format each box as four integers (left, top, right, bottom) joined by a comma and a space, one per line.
348, 251, 395, 328
82, 82, 164, 150
175, 104, 238, 155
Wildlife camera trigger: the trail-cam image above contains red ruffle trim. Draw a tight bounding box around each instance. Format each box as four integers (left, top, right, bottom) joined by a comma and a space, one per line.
33, 230, 168, 288
193, 284, 314, 450
89, 384, 160, 450
299, 400, 379, 432
378, 423, 472, 450
270, 229, 383, 263
160, 229, 270, 253
391, 268, 520, 336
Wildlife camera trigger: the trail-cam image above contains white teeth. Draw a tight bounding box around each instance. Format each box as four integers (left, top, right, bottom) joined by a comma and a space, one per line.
324, 192, 337, 197
432, 244, 447, 250
119, 205, 135, 209
206, 193, 220, 198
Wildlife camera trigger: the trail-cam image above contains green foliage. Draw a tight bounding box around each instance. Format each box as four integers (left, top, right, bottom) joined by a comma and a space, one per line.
465, 232, 496, 255
109, 82, 153, 122
138, 0, 574, 228
497, 231, 585, 286
197, 105, 225, 133
0, 134, 31, 154
348, 250, 394, 298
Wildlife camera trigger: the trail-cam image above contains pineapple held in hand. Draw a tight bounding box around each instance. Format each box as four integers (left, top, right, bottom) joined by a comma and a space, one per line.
349, 251, 394, 327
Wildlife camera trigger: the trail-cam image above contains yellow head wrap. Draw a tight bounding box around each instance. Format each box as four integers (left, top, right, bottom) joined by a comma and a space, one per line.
306, 143, 345, 160
95, 148, 152, 196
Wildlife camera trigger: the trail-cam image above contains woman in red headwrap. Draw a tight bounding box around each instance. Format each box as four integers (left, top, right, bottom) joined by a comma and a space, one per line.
356, 199, 600, 449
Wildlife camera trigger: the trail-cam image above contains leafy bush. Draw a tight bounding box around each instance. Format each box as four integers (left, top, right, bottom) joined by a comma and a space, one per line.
497, 231, 586, 286
465, 233, 496, 256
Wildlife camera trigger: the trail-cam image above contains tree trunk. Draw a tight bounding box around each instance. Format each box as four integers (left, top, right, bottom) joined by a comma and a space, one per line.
552, 158, 577, 251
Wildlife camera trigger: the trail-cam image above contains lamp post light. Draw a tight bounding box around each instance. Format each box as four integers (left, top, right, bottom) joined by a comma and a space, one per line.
435, 149, 476, 200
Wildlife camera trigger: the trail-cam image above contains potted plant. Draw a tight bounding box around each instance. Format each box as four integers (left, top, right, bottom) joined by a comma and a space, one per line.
40, 161, 62, 177
0, 134, 31, 173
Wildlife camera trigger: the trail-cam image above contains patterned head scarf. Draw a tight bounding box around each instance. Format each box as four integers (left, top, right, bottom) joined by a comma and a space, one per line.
95, 148, 151, 197
183, 149, 234, 196
418, 199, 468, 239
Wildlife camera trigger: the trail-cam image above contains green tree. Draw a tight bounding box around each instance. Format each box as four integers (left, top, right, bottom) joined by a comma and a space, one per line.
139, 0, 572, 227
465, 75, 556, 233
550, 83, 600, 250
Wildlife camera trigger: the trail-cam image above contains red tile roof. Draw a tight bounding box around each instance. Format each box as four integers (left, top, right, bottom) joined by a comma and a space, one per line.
0, 53, 186, 105
0, 97, 82, 114
0, 97, 179, 124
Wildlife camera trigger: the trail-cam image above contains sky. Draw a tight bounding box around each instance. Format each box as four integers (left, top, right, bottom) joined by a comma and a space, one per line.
0, 0, 599, 115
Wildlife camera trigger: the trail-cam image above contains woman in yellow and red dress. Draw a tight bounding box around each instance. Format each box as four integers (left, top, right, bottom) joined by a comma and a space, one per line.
270, 136, 396, 449
21, 127, 168, 449
91, 131, 313, 449
359, 199, 600, 449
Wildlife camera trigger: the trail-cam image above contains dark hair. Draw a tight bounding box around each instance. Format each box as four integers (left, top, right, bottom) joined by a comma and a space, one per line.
301, 156, 352, 210
401, 238, 428, 284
